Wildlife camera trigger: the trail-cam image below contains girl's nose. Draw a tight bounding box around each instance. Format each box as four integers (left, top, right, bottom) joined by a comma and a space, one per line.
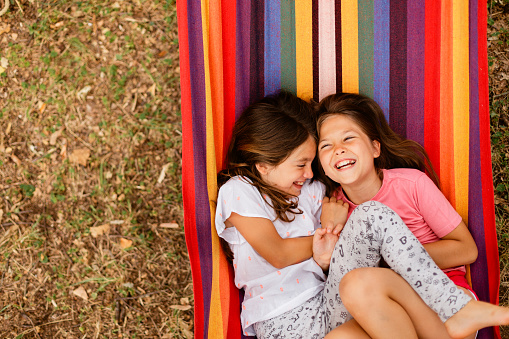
304, 164, 313, 179
334, 146, 345, 155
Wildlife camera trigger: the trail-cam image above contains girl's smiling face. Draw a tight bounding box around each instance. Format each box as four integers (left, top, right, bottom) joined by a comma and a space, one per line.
256, 136, 316, 196
318, 115, 381, 191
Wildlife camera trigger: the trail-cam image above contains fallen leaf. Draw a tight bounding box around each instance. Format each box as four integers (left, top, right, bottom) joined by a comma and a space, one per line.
157, 163, 170, 183
10, 154, 21, 166
73, 286, 88, 300
0, 57, 8, 68
69, 148, 91, 166
50, 21, 64, 29
148, 83, 156, 97
39, 102, 47, 113
159, 222, 179, 229
90, 223, 110, 238
157, 50, 167, 58
49, 127, 64, 145
77, 85, 92, 101
119, 238, 133, 249
170, 305, 192, 311
0, 24, 10, 35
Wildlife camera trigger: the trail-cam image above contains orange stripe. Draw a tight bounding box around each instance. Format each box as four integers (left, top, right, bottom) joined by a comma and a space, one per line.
341, 0, 359, 94
295, 0, 313, 101
202, 0, 225, 336
452, 0, 469, 219
439, 1, 455, 206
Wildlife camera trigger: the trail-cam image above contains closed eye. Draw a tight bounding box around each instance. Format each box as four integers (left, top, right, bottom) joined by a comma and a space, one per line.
319, 143, 331, 150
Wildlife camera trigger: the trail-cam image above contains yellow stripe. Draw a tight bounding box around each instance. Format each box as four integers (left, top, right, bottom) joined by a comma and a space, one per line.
295, 0, 313, 101
452, 0, 469, 220
341, 0, 359, 93
201, 0, 224, 337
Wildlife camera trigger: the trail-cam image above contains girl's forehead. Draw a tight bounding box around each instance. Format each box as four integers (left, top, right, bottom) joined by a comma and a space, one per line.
320, 114, 357, 132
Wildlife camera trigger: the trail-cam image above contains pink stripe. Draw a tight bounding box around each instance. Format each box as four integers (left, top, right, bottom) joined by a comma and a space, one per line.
318, 0, 336, 100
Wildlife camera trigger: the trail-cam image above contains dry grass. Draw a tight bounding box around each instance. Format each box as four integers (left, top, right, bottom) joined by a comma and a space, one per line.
0, 0, 191, 338
489, 1, 509, 338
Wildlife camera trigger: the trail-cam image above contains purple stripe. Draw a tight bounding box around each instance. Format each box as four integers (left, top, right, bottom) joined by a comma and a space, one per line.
312, 0, 319, 102
187, 0, 211, 336
373, 0, 390, 121
406, 0, 424, 145
250, 0, 265, 103
265, 0, 281, 95
389, 0, 407, 138
335, 0, 342, 93
236, 0, 251, 119
468, 1, 493, 338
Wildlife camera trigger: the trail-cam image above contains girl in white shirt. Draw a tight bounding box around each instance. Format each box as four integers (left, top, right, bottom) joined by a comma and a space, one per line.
215, 90, 509, 339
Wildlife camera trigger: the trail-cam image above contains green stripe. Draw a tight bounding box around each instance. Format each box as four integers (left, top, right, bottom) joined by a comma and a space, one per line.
359, 0, 374, 98
281, 0, 296, 94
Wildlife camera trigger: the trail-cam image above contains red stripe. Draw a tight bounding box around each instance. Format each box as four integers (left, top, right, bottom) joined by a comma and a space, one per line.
423, 0, 441, 175
222, 0, 237, 169
177, 1, 204, 337
477, 0, 500, 316
226, 265, 241, 339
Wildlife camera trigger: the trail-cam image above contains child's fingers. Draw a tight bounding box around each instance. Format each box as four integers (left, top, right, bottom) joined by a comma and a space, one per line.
332, 223, 344, 235
322, 197, 330, 204
314, 227, 327, 237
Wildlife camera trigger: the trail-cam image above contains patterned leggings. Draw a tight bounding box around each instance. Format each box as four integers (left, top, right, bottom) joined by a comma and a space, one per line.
253, 201, 471, 338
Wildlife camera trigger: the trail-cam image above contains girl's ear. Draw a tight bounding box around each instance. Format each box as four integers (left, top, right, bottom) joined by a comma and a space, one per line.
372, 140, 381, 158
255, 163, 270, 175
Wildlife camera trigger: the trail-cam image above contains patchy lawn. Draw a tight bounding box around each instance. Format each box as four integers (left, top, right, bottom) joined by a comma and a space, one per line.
0, 0, 191, 338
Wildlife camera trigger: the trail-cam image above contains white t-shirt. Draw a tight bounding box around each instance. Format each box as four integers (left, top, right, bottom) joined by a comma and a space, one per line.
215, 176, 326, 336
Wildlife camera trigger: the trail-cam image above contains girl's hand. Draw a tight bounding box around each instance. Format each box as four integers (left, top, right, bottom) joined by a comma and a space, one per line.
321, 196, 349, 235
313, 228, 339, 271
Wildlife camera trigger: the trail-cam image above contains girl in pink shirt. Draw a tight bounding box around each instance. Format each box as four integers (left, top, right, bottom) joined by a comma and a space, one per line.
315, 92, 482, 338
217, 90, 509, 339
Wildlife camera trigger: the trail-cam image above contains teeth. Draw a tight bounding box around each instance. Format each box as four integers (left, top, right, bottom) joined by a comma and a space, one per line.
294, 181, 304, 185
335, 160, 355, 169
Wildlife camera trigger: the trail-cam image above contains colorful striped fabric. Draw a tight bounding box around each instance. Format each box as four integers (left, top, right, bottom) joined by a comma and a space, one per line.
177, 1, 499, 338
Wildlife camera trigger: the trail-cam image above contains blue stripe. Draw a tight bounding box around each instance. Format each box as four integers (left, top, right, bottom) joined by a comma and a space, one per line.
373, 0, 390, 122
265, 0, 281, 95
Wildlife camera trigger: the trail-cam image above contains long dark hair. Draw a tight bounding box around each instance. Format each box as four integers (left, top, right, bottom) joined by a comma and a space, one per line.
315, 93, 439, 196
217, 91, 317, 262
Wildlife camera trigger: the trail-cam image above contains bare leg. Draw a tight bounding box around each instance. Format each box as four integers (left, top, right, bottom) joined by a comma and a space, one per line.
445, 298, 509, 339
324, 319, 371, 339
456, 287, 476, 339
339, 267, 451, 339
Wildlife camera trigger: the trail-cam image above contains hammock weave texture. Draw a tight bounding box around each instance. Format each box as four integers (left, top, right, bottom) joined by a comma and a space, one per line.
177, 1, 500, 338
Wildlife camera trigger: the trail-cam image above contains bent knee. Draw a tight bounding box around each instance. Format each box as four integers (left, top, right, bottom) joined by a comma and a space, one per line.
339, 267, 381, 306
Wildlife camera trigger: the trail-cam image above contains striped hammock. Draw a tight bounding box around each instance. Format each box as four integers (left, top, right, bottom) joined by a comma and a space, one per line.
177, 1, 500, 338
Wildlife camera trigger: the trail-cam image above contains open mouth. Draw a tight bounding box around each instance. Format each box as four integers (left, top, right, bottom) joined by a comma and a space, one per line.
335, 160, 356, 170
293, 181, 305, 187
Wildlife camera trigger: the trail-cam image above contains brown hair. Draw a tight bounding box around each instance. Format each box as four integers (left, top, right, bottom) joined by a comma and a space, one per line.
315, 93, 439, 196
217, 90, 317, 262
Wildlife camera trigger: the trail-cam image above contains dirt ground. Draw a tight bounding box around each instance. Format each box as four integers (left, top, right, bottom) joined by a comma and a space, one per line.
0, 0, 191, 338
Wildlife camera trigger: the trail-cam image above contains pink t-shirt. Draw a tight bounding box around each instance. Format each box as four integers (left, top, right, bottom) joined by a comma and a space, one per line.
335, 168, 463, 260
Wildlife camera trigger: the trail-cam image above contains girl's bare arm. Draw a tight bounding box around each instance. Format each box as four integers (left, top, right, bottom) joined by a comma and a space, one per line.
422, 221, 478, 269
226, 212, 313, 269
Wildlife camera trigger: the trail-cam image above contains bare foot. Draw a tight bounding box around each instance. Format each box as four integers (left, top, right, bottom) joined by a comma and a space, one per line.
445, 300, 509, 339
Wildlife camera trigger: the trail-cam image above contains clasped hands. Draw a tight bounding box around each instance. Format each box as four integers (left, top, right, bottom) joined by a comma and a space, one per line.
313, 196, 349, 271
